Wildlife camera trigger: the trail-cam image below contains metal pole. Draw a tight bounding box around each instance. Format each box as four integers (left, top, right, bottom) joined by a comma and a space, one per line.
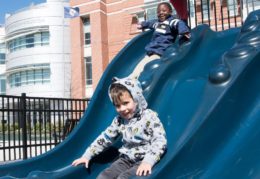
207, 0, 210, 27
21, 93, 27, 160
194, 0, 198, 26
200, 0, 204, 23
214, 1, 217, 31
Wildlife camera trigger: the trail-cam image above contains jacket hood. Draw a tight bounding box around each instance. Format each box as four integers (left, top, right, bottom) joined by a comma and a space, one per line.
108, 77, 147, 112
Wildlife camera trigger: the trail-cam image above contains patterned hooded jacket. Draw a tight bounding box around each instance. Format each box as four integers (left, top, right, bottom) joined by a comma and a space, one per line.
82, 77, 167, 167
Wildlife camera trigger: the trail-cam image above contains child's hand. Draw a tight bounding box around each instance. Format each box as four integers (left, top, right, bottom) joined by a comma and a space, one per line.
137, 23, 143, 30
184, 32, 191, 39
136, 162, 152, 176
72, 157, 89, 168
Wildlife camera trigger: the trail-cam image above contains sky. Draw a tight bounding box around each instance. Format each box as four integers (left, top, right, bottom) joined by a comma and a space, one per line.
0, 0, 46, 25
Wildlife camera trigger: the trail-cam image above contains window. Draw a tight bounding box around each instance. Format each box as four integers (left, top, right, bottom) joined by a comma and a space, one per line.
85, 33, 91, 45
14, 74, 21, 87
21, 71, 26, 85
145, 4, 176, 20
7, 32, 50, 53
135, 12, 145, 23
42, 69, 50, 83
34, 33, 42, 47
8, 64, 51, 88
146, 7, 157, 20
189, 0, 195, 18
201, 0, 210, 20
26, 34, 34, 48
85, 57, 92, 85
0, 75, 6, 95
27, 70, 34, 85
0, 53, 5, 64
34, 69, 43, 84
0, 42, 6, 64
83, 17, 91, 45
253, 0, 260, 6
227, 0, 239, 16
41, 32, 49, 46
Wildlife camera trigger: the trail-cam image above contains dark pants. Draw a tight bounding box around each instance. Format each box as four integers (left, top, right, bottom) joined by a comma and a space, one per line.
97, 156, 142, 179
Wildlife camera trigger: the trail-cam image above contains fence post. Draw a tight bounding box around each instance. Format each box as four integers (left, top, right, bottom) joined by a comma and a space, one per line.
21, 93, 28, 159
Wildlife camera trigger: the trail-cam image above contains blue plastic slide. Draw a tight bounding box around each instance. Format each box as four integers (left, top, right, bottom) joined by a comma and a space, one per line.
0, 10, 260, 179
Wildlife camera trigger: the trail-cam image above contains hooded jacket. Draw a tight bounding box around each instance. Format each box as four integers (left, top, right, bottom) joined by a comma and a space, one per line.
82, 77, 167, 167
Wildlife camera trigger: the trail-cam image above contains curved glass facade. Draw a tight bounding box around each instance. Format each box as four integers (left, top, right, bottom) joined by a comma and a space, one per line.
7, 64, 50, 87
7, 32, 49, 53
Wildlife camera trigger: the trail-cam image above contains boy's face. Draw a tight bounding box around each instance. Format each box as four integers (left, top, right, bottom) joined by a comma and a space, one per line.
157, 4, 172, 22
114, 91, 137, 120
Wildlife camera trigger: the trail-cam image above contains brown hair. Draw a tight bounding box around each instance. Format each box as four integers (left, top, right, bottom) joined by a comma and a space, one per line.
110, 83, 133, 105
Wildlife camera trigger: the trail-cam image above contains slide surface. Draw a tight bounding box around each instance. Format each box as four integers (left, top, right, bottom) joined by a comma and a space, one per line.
0, 10, 260, 179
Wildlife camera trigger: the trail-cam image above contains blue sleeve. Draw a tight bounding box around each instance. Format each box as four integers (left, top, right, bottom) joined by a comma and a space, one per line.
141, 19, 158, 29
170, 19, 190, 35
177, 20, 190, 34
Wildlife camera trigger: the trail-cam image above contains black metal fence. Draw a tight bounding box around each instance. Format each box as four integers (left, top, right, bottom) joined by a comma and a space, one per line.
187, 0, 259, 31
143, 1, 259, 32
1, 0, 260, 163
0, 93, 90, 162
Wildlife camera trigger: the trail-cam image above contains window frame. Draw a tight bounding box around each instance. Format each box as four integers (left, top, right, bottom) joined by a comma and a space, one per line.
84, 56, 92, 86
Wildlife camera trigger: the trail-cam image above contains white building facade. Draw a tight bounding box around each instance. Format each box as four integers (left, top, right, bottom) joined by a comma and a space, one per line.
0, 26, 6, 95
5, 0, 71, 98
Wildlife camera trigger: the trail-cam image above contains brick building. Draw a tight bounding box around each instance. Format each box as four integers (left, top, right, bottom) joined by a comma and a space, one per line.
70, 0, 149, 99
69, 0, 259, 99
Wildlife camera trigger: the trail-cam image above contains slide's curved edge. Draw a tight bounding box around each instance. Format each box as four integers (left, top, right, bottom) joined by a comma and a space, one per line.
0, 10, 260, 179
0, 28, 153, 178
148, 9, 260, 179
